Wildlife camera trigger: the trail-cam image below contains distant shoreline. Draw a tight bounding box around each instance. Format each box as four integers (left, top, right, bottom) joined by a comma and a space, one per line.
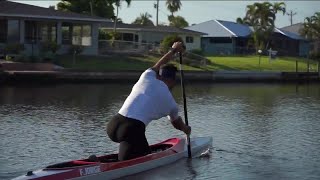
1, 70, 319, 84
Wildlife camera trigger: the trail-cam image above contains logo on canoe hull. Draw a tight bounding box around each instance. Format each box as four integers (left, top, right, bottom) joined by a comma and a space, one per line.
79, 166, 101, 176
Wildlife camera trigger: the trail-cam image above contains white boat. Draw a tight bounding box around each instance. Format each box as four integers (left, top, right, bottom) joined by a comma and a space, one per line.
13, 136, 212, 180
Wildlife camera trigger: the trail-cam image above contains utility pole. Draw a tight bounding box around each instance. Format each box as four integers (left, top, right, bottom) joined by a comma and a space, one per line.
286, 10, 297, 25
154, 0, 159, 26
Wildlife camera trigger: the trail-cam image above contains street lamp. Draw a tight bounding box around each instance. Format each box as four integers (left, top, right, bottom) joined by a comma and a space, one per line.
258, 49, 262, 71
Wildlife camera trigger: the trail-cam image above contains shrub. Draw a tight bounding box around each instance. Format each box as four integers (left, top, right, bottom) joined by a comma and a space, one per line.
99, 29, 112, 40
39, 41, 60, 62
108, 31, 121, 41
69, 45, 84, 55
5, 55, 12, 61
40, 41, 60, 54
42, 51, 55, 62
309, 50, 320, 60
160, 34, 184, 53
4, 43, 25, 54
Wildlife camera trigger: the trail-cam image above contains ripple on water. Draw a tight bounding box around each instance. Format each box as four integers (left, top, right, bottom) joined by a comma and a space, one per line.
1, 83, 320, 180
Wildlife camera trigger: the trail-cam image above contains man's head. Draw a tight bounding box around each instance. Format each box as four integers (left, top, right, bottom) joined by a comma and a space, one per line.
159, 64, 177, 90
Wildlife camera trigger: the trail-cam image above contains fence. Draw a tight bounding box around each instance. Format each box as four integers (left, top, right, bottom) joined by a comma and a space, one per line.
98, 40, 209, 68
207, 45, 309, 58
97, 40, 318, 72
98, 40, 158, 54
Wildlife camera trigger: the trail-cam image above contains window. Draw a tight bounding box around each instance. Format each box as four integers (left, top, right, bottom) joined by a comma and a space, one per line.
134, 34, 139, 42
186, 36, 194, 43
123, 33, 134, 41
7, 20, 20, 43
62, 23, 72, 44
39, 22, 56, 42
25, 21, 37, 43
81, 25, 91, 46
72, 25, 82, 45
25, 21, 57, 43
0, 19, 7, 43
236, 39, 245, 46
210, 37, 232, 44
0, 19, 18, 43
65, 23, 92, 46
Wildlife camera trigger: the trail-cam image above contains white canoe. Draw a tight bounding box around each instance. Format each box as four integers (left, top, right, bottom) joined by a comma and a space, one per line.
13, 136, 212, 180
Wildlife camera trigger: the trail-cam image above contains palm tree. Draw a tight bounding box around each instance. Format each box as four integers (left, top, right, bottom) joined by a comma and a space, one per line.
236, 17, 245, 24
112, 0, 131, 32
243, 2, 286, 51
301, 12, 320, 73
154, 0, 181, 26
236, 17, 254, 26
272, 2, 286, 15
300, 17, 315, 40
311, 12, 320, 38
132, 12, 154, 26
244, 4, 257, 26
166, 0, 181, 16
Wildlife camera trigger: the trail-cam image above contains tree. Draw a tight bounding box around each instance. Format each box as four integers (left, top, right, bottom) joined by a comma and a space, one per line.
301, 12, 320, 71
300, 17, 316, 40
236, 17, 245, 24
168, 15, 189, 28
111, 0, 131, 32
132, 12, 154, 26
49, 5, 55, 10
236, 17, 254, 26
113, 17, 123, 23
57, 0, 114, 19
166, 0, 181, 16
160, 34, 183, 53
310, 12, 320, 73
302, 12, 320, 39
240, 2, 286, 52
154, 0, 182, 26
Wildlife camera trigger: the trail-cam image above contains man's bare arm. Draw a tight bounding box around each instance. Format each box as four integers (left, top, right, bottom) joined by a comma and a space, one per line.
171, 116, 191, 135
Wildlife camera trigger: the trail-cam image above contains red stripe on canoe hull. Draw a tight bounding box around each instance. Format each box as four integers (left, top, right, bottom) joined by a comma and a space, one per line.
24, 138, 182, 180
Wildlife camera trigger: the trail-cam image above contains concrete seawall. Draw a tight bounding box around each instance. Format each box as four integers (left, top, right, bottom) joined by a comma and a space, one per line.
1, 70, 319, 84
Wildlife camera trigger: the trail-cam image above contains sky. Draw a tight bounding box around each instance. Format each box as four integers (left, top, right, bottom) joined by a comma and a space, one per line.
12, 0, 320, 28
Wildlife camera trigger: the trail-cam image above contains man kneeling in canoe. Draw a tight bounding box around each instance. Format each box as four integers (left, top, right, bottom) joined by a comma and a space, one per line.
107, 41, 191, 161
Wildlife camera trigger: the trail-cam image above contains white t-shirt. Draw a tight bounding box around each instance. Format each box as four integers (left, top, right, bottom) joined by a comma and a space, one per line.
119, 68, 179, 126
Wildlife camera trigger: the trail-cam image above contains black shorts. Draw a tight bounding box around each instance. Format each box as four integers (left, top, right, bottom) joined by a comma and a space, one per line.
106, 114, 151, 161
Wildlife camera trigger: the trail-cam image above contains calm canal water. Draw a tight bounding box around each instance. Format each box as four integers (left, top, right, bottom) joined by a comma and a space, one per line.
1, 83, 320, 180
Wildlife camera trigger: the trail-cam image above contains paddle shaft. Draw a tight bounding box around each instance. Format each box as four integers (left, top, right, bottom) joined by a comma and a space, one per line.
179, 52, 192, 158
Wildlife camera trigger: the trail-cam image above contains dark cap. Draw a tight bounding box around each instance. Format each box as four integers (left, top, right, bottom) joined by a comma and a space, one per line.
159, 64, 177, 80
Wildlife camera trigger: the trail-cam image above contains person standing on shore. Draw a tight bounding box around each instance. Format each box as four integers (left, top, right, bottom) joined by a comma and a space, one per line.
106, 41, 191, 161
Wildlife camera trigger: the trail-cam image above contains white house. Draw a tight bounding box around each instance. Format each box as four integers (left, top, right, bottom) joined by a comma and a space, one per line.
100, 22, 206, 52
0, 0, 111, 56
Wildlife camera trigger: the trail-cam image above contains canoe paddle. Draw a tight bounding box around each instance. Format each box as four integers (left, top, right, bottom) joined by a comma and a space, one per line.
179, 52, 192, 158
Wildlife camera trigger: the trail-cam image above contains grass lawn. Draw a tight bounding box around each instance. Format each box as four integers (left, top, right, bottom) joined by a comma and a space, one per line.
55, 54, 156, 71
205, 55, 319, 72
55, 54, 318, 72
55, 54, 201, 71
